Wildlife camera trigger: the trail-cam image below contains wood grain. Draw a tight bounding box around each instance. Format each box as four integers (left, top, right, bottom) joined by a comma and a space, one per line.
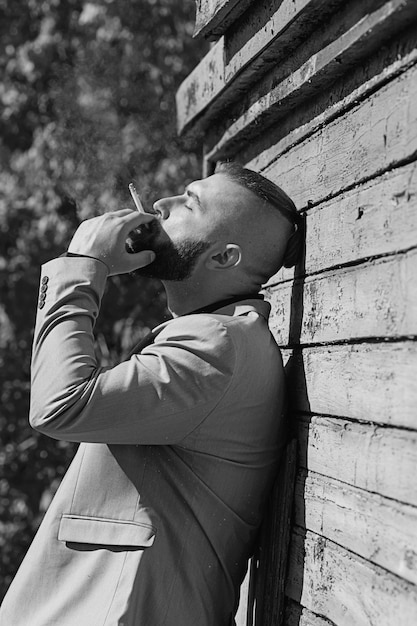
194, 0, 255, 39
267, 248, 417, 345
285, 600, 337, 626
261, 59, 417, 211
224, 0, 342, 82
206, 0, 417, 159
280, 342, 417, 429
176, 38, 225, 134
297, 415, 417, 506
266, 160, 417, 285
178, 0, 347, 135
286, 529, 417, 626
246, 45, 417, 174
294, 470, 417, 585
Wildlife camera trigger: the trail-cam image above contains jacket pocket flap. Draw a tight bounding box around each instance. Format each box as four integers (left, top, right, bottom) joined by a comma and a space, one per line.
58, 514, 156, 547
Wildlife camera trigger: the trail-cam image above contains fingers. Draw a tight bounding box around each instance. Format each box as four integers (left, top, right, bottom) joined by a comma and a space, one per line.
110, 208, 140, 217
132, 249, 156, 267
114, 249, 156, 276
71, 210, 158, 276
108, 208, 155, 221
105, 209, 156, 234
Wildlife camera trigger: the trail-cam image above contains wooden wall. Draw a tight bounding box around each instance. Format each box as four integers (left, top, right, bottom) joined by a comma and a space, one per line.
177, 1, 417, 624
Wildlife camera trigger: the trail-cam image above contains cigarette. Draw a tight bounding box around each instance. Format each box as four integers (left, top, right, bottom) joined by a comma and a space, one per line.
129, 183, 146, 213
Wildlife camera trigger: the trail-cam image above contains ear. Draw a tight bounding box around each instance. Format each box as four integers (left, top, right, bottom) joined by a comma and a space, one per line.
205, 244, 242, 270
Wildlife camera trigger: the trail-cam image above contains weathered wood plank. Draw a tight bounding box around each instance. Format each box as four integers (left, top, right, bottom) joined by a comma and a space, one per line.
205, 0, 417, 159
185, 1, 417, 144
180, 0, 374, 140
297, 415, 417, 506
285, 600, 337, 626
178, 0, 347, 135
286, 529, 417, 626
260, 57, 417, 212
246, 44, 417, 174
281, 342, 417, 429
176, 38, 225, 135
294, 470, 417, 585
194, 0, 255, 40
209, 0, 417, 160
266, 160, 417, 285
224, 0, 344, 83
268, 248, 417, 345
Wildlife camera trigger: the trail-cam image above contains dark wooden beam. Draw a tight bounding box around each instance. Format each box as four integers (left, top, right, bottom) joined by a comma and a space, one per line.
194, 0, 255, 40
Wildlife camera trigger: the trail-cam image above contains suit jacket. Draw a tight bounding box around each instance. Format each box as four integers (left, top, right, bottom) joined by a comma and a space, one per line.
0, 257, 287, 626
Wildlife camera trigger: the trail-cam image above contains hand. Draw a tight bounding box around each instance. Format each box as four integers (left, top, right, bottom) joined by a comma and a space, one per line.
67, 209, 157, 276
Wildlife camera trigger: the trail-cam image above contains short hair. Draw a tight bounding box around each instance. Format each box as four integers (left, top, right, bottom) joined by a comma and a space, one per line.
215, 161, 303, 268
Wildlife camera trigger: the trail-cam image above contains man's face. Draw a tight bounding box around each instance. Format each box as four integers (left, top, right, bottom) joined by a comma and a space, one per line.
127, 174, 243, 281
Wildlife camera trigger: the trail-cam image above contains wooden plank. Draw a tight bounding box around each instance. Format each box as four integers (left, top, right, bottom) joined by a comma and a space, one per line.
266, 160, 417, 285
224, 0, 344, 82
286, 529, 417, 626
294, 470, 417, 585
178, 0, 346, 135
297, 415, 417, 506
285, 601, 337, 626
267, 248, 417, 345
246, 45, 417, 174
204, 0, 417, 159
260, 58, 417, 212
281, 342, 417, 430
176, 38, 225, 136
194, 0, 255, 40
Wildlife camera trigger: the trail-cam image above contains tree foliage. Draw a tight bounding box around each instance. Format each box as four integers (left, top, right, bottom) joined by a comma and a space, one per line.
0, 0, 206, 598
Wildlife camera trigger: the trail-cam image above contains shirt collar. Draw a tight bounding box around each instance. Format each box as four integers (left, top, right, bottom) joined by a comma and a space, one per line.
212, 297, 271, 320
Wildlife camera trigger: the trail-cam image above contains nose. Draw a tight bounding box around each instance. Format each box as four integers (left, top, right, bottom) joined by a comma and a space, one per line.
153, 197, 172, 220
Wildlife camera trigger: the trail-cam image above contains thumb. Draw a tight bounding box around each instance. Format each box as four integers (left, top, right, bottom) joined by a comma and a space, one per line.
108, 249, 157, 276
126, 249, 156, 271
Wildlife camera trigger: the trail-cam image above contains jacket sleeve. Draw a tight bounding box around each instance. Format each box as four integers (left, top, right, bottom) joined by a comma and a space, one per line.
29, 257, 236, 444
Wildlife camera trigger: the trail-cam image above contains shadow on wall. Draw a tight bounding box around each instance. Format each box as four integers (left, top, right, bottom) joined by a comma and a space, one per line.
248, 217, 310, 626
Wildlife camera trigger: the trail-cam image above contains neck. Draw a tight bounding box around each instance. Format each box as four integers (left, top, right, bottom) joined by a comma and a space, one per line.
162, 277, 260, 317
162, 280, 204, 317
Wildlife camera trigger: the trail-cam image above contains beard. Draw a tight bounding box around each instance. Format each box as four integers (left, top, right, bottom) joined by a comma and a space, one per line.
126, 219, 210, 281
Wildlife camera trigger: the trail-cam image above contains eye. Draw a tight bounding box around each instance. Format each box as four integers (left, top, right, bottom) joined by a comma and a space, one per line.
184, 195, 192, 210
184, 196, 194, 211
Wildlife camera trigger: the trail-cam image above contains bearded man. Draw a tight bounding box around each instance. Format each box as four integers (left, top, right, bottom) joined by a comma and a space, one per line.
0, 163, 301, 626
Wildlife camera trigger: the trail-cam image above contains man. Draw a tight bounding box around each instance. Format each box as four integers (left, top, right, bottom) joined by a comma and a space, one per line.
0, 163, 301, 625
